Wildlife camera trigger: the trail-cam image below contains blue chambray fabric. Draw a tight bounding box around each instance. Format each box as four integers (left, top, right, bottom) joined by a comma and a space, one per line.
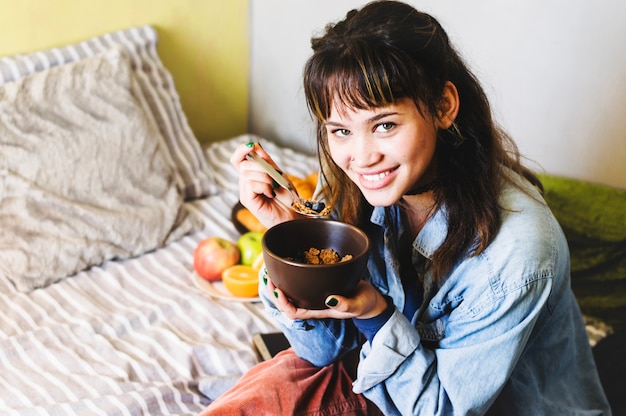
260, 171, 611, 416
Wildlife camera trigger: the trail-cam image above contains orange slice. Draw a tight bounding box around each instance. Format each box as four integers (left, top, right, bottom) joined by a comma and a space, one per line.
251, 252, 265, 272
222, 265, 259, 298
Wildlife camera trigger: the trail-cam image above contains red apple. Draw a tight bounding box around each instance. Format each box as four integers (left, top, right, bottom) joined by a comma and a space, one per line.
193, 237, 240, 281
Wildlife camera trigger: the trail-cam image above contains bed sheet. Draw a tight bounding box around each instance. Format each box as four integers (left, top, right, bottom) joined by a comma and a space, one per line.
0, 136, 318, 415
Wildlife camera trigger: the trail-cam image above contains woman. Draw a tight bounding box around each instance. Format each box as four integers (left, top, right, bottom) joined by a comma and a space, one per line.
203, 1, 610, 414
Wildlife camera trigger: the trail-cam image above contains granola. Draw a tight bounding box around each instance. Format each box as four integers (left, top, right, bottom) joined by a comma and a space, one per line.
292, 199, 332, 216
287, 247, 353, 265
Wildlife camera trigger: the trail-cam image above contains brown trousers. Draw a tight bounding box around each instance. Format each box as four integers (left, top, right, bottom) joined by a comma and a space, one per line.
200, 348, 383, 416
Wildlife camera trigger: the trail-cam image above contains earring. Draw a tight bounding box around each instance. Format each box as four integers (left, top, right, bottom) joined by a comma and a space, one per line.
443, 121, 464, 147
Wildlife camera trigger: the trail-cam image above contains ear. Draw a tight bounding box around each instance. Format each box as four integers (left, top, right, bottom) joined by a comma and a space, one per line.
436, 81, 460, 129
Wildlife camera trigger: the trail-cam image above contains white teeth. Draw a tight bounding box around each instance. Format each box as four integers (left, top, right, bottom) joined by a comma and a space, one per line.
362, 171, 390, 182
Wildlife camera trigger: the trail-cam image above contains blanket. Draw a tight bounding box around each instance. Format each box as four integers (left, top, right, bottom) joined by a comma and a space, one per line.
540, 174, 626, 333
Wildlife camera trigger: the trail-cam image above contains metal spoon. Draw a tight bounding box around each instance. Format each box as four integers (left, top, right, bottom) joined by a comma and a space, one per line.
246, 150, 329, 218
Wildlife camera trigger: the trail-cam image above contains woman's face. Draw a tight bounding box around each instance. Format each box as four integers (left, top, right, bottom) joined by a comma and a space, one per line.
325, 97, 440, 207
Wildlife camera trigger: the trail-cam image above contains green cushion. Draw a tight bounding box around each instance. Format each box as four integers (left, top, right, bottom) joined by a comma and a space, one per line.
539, 174, 626, 332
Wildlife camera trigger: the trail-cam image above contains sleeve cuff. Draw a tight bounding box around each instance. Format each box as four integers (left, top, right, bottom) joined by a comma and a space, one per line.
352, 296, 395, 343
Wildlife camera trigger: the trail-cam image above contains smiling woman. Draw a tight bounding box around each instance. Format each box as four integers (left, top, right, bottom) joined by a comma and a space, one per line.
210, 2, 611, 415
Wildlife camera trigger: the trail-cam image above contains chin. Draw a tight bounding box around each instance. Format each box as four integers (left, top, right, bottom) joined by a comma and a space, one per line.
362, 192, 400, 208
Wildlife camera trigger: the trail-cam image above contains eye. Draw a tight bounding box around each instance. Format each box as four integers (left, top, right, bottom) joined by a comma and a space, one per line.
375, 122, 396, 133
331, 128, 351, 138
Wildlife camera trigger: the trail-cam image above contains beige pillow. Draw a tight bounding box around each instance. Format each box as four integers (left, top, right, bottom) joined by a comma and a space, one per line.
0, 48, 202, 291
0, 25, 215, 199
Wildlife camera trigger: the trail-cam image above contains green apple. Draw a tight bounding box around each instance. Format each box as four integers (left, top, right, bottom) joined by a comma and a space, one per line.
237, 231, 264, 266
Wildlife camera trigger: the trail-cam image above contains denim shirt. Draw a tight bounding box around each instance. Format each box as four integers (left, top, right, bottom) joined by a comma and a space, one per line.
260, 174, 611, 416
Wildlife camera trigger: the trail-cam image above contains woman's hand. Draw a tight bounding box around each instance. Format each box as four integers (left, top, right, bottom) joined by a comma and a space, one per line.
230, 142, 301, 228
264, 276, 389, 321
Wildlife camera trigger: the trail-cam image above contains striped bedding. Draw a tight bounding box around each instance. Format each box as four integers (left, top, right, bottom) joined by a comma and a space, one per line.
0, 136, 318, 415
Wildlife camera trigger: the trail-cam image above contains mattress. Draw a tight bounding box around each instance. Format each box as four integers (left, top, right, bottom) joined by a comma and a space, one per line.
0, 136, 318, 415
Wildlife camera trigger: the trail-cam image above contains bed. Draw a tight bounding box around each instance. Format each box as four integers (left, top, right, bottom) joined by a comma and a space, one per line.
0, 25, 318, 415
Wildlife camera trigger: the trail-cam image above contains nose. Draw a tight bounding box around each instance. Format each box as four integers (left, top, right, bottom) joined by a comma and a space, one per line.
350, 135, 380, 168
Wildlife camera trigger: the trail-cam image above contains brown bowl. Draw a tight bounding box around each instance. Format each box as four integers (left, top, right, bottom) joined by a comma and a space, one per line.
262, 219, 370, 309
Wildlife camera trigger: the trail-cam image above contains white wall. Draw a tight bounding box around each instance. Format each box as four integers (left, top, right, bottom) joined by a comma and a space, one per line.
249, 0, 626, 189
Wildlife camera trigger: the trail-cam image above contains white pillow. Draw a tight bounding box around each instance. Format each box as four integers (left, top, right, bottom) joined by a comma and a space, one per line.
0, 48, 202, 291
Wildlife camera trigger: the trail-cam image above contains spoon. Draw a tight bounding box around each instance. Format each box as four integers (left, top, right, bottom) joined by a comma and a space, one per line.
246, 150, 330, 218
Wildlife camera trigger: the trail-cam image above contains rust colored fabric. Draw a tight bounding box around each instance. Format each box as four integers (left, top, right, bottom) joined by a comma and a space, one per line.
200, 348, 382, 416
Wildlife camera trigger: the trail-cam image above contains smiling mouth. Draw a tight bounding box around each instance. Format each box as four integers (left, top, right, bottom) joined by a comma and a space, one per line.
361, 167, 397, 183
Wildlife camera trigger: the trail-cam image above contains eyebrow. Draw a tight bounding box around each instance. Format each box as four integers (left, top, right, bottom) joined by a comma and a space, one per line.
325, 111, 400, 127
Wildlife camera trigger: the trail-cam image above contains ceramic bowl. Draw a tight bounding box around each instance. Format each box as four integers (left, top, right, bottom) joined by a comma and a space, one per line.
262, 219, 370, 309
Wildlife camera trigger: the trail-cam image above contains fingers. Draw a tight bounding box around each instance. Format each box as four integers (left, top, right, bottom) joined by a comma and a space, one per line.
262, 273, 322, 318
230, 141, 281, 172
271, 287, 300, 317
231, 141, 297, 197
231, 141, 299, 227
262, 277, 296, 316
232, 142, 275, 196
261, 272, 384, 320
239, 167, 275, 201
324, 281, 390, 319
230, 141, 253, 168
230, 141, 260, 167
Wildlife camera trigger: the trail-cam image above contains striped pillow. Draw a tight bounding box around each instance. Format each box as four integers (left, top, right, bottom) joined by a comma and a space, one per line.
0, 25, 215, 199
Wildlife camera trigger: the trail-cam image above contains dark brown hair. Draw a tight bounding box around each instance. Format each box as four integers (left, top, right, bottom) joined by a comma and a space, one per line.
303, 0, 541, 281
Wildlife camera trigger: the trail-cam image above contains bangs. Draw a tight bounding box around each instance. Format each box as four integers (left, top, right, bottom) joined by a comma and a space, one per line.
304, 44, 414, 120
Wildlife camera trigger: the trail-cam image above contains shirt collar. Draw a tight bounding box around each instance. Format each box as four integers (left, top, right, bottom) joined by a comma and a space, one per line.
370, 204, 448, 259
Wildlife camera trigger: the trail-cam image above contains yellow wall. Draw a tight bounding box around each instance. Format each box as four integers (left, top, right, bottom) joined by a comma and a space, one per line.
0, 0, 249, 145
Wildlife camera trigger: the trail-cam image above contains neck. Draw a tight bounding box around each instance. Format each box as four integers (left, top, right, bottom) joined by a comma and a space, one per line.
400, 194, 436, 237
405, 178, 442, 195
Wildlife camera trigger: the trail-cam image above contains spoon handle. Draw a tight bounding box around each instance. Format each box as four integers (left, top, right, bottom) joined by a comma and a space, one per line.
246, 150, 299, 199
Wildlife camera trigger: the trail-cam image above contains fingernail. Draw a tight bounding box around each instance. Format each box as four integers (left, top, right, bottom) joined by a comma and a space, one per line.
325, 297, 338, 307
273, 290, 279, 299
276, 169, 283, 175
271, 190, 276, 197
262, 275, 268, 285
245, 141, 254, 148
272, 179, 280, 189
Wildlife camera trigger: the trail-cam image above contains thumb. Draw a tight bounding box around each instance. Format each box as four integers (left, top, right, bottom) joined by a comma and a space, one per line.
324, 295, 346, 310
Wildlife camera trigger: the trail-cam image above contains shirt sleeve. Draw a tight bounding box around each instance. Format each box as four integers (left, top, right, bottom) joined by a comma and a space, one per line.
353, 277, 553, 415
258, 279, 361, 367
352, 296, 395, 343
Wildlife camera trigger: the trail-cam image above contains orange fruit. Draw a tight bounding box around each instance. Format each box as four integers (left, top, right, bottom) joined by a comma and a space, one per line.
236, 208, 267, 232
286, 174, 315, 200
251, 252, 265, 272
222, 265, 259, 297
305, 172, 319, 189
296, 182, 315, 200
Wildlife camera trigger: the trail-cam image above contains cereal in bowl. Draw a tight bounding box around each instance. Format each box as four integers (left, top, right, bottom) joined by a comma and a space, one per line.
288, 247, 353, 265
